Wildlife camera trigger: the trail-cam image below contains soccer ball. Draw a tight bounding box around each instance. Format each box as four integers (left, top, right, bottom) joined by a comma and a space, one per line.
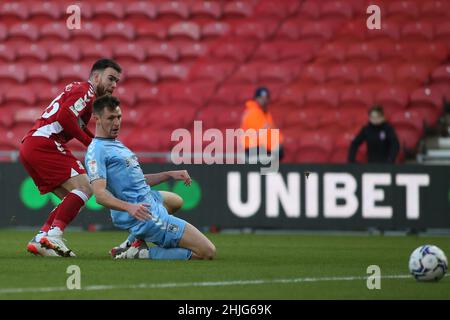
408, 245, 448, 282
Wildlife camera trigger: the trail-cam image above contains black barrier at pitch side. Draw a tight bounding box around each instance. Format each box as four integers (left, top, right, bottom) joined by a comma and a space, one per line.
1, 163, 449, 231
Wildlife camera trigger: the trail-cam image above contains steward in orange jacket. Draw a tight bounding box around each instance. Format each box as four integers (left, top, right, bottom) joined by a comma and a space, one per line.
240, 87, 284, 160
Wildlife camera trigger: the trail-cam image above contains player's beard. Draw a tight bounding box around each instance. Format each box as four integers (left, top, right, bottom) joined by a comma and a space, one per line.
96, 83, 112, 97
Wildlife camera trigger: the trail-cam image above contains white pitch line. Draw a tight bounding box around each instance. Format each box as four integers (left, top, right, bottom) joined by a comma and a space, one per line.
0, 274, 418, 295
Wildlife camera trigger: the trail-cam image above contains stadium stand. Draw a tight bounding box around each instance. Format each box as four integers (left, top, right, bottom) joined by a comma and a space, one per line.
0, 0, 448, 164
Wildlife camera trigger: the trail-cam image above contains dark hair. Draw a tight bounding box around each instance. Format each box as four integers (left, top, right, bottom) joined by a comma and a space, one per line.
254, 87, 270, 99
369, 105, 384, 116
93, 95, 120, 115
90, 59, 122, 76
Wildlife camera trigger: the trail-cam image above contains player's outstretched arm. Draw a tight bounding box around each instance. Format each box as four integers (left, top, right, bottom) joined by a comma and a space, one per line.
91, 179, 152, 221
144, 170, 192, 187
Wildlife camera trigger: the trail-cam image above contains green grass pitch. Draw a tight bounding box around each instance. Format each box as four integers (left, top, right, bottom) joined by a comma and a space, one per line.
0, 230, 449, 299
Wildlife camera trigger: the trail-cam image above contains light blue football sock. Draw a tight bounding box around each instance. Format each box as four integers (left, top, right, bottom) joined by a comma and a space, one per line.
127, 234, 136, 244
149, 246, 192, 260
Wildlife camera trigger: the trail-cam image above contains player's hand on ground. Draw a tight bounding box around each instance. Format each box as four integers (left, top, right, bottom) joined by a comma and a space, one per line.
127, 203, 152, 221
169, 170, 192, 186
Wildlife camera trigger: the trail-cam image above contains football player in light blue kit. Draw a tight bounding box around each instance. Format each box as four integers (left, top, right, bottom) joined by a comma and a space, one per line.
85, 95, 216, 260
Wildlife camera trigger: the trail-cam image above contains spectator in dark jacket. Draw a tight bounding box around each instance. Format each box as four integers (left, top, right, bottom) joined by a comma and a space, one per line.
348, 105, 399, 163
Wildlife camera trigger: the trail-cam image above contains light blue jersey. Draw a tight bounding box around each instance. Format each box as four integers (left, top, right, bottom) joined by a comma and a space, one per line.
85, 137, 187, 250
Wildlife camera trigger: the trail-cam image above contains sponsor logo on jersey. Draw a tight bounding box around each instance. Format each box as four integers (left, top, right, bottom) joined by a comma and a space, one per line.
88, 159, 97, 174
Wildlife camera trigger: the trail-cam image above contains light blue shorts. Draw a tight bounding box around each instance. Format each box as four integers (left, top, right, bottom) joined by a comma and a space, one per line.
150, 190, 163, 203
130, 214, 187, 248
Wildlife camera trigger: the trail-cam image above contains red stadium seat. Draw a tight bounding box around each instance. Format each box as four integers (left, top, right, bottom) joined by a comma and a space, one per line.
390, 110, 423, 150
431, 64, 450, 85
41, 22, 71, 41
71, 22, 103, 41
329, 131, 367, 164
146, 41, 179, 62
27, 64, 59, 85
34, 84, 61, 106
0, 126, 28, 150
401, 22, 434, 41
201, 22, 232, 40
297, 1, 320, 19
300, 18, 342, 41
387, 1, 419, 20
104, 22, 135, 41
213, 106, 242, 130
304, 86, 339, 110
9, 23, 39, 41
409, 87, 444, 126
296, 132, 333, 163
135, 21, 169, 40
165, 82, 215, 107
326, 63, 360, 85
259, 63, 299, 85
366, 19, 400, 41
15, 43, 48, 63
29, 2, 62, 21
320, 1, 353, 19
0, 107, 15, 128
284, 108, 322, 129
168, 22, 201, 41
4, 86, 36, 108
227, 62, 261, 84
135, 85, 170, 106
334, 20, 367, 42
188, 61, 236, 84
254, 40, 318, 63
157, 1, 190, 20
58, 63, 91, 84
114, 85, 137, 108
0, 43, 15, 62
81, 43, 114, 62
124, 1, 157, 21
421, 0, 449, 19
276, 18, 303, 40
360, 62, 396, 85
211, 40, 258, 63
0, 25, 7, 42
0, 2, 29, 22
223, 1, 253, 19
316, 41, 347, 65
374, 86, 409, 116
346, 42, 379, 66
0, 64, 26, 84
93, 2, 125, 21
49, 43, 82, 63
435, 22, 450, 48
176, 42, 208, 62
340, 86, 374, 113
232, 19, 278, 41
13, 107, 42, 126
297, 63, 327, 85
158, 63, 190, 82
395, 63, 430, 88
113, 43, 146, 64
414, 43, 448, 64
190, 1, 222, 19
254, 0, 299, 19
209, 83, 244, 106
277, 86, 305, 107
125, 64, 158, 85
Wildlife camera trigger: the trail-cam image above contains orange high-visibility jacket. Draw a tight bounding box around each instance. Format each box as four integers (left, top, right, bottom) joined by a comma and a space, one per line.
240, 100, 283, 151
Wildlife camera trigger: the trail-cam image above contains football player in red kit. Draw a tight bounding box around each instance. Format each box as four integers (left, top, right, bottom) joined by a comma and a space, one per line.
20, 59, 122, 257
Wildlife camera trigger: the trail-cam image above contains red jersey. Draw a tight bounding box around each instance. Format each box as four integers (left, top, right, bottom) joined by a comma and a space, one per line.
23, 81, 96, 147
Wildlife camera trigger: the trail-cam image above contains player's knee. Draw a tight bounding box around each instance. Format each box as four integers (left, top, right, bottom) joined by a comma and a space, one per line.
172, 194, 183, 211
75, 185, 92, 199
199, 242, 216, 260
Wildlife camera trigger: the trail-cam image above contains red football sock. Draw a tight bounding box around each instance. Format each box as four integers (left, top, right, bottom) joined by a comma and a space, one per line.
51, 190, 88, 231
41, 207, 58, 233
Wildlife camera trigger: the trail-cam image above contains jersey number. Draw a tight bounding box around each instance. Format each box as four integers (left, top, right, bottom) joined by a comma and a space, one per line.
42, 93, 64, 119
